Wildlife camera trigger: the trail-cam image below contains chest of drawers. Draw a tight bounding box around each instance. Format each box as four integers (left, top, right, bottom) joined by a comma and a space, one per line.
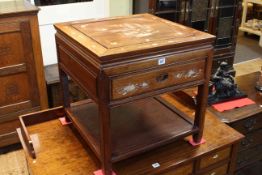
0, 0, 48, 147
54, 14, 215, 174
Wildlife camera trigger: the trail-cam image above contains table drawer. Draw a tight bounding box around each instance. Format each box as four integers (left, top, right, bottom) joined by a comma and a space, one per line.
231, 113, 262, 134
111, 59, 205, 100
202, 163, 228, 175
199, 147, 231, 169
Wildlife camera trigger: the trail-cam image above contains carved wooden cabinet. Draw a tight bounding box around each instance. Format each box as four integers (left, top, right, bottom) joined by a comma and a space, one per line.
134, 0, 242, 73
0, 1, 48, 147
54, 14, 215, 174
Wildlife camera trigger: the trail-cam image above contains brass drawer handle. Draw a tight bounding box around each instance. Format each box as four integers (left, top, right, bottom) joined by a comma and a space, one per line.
210, 172, 216, 175
156, 73, 169, 82
212, 154, 219, 159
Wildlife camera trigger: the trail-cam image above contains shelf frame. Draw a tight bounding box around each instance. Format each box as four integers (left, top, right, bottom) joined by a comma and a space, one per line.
239, 0, 262, 47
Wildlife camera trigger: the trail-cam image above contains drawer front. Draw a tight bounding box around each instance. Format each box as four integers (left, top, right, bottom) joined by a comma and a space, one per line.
237, 144, 262, 169
160, 163, 193, 175
0, 20, 40, 118
104, 49, 209, 75
202, 163, 228, 175
0, 73, 31, 109
239, 129, 262, 152
111, 59, 205, 100
231, 113, 262, 134
199, 147, 231, 169
0, 21, 25, 67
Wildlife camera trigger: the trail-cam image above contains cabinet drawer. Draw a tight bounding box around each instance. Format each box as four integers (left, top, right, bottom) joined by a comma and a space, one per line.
231, 113, 262, 134
237, 144, 262, 169
160, 163, 193, 175
199, 147, 231, 169
202, 163, 228, 175
0, 21, 25, 68
111, 59, 205, 100
239, 129, 262, 152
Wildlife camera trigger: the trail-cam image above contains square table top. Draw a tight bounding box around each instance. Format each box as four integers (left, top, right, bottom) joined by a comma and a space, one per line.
54, 14, 215, 62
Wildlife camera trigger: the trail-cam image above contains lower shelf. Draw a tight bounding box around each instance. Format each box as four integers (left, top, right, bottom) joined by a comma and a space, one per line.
69, 96, 197, 162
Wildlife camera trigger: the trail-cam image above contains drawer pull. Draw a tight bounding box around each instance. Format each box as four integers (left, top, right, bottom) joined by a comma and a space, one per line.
156, 73, 168, 82
212, 154, 219, 159
210, 172, 216, 175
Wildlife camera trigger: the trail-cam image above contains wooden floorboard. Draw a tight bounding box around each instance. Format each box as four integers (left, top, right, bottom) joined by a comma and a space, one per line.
0, 149, 29, 175
234, 58, 262, 76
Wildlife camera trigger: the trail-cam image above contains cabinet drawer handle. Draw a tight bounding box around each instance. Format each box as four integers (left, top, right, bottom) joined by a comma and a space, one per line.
212, 154, 219, 159
156, 73, 168, 82
210, 172, 216, 175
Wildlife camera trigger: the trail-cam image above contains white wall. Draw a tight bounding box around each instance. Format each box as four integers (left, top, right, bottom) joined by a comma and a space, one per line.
109, 0, 132, 17
34, 0, 109, 65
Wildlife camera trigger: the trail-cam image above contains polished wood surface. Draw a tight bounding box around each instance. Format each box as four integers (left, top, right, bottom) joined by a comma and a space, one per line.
111, 58, 205, 100
0, 0, 48, 147
55, 14, 215, 174
55, 14, 214, 61
54, 14, 215, 174
69, 97, 196, 162
19, 94, 243, 175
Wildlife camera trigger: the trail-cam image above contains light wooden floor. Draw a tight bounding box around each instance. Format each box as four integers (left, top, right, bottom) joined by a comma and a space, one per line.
234, 58, 262, 76
0, 149, 29, 175
0, 58, 261, 175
